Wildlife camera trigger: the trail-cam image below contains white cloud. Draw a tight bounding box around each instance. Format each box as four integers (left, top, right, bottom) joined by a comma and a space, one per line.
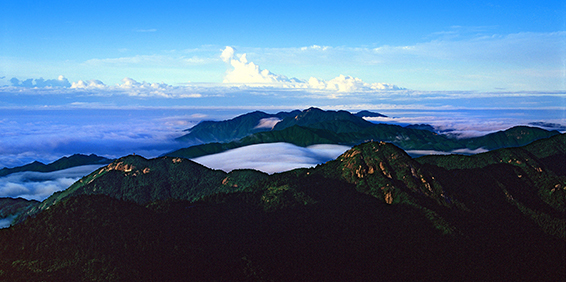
406, 148, 489, 157
221, 46, 296, 85
0, 108, 198, 168
68, 77, 204, 98
300, 45, 330, 51
254, 117, 281, 129
0, 215, 16, 229
71, 79, 106, 89
220, 46, 402, 91
220, 46, 235, 63
10, 75, 71, 88
307, 75, 401, 92
191, 142, 351, 174
0, 165, 104, 201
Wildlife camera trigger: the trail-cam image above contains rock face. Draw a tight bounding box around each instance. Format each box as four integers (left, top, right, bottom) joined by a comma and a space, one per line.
332, 142, 449, 207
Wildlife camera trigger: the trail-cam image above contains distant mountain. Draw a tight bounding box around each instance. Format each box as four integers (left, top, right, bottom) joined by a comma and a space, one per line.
405, 123, 436, 132
0, 154, 113, 177
176, 110, 300, 144
354, 110, 387, 118
175, 108, 388, 144
2, 134, 564, 281
167, 121, 559, 159
272, 107, 375, 132
465, 125, 561, 150
170, 108, 560, 160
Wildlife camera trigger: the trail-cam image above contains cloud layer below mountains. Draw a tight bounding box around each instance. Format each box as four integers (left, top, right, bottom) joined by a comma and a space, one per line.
0, 165, 104, 201
192, 143, 351, 174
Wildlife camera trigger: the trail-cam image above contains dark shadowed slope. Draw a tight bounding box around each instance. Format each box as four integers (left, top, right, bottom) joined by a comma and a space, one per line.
2, 134, 564, 281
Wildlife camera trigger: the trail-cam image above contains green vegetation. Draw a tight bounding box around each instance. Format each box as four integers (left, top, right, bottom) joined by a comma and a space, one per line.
168, 108, 560, 159
0, 198, 38, 219
2, 134, 565, 281
15, 155, 268, 223
176, 110, 300, 143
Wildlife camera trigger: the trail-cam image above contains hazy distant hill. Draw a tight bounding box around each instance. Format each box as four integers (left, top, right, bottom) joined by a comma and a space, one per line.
175, 107, 387, 144
176, 110, 300, 144
167, 120, 559, 159
2, 134, 564, 281
0, 154, 112, 177
354, 110, 387, 118
271, 107, 375, 132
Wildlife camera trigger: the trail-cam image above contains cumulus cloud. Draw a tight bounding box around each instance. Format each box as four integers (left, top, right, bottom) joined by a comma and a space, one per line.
10, 75, 71, 88
71, 79, 106, 89
191, 142, 351, 174
69, 77, 202, 98
220, 46, 402, 91
221, 46, 298, 85
308, 75, 401, 92
0, 165, 104, 201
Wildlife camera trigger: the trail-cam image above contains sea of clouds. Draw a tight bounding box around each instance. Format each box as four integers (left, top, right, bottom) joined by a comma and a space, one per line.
192, 143, 351, 174
0, 165, 104, 201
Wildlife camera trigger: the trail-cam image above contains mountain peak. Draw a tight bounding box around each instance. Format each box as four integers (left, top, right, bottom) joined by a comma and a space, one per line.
330, 141, 448, 207
273, 107, 373, 131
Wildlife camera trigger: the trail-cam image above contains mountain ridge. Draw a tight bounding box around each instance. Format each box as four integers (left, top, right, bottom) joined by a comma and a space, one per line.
0, 153, 113, 177
167, 122, 559, 159
175, 107, 386, 144
2, 133, 564, 281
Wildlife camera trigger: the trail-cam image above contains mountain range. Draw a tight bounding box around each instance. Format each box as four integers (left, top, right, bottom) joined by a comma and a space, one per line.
175, 108, 388, 145
1, 131, 564, 281
168, 107, 560, 159
0, 154, 112, 177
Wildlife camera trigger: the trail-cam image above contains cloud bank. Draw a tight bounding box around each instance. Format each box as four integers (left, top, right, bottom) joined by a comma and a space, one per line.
0, 109, 203, 168
192, 142, 351, 174
220, 46, 403, 91
0, 165, 104, 201
10, 75, 71, 88
5, 76, 203, 99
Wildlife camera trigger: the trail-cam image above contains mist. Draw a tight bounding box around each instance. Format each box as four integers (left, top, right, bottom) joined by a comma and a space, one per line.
192, 143, 351, 174
0, 215, 16, 229
0, 165, 104, 201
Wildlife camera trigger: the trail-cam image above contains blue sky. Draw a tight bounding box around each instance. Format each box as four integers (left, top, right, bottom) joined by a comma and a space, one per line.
1, 0, 564, 91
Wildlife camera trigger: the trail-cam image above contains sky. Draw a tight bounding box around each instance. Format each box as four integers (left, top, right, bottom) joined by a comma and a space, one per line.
1, 0, 564, 91
0, 1, 565, 201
